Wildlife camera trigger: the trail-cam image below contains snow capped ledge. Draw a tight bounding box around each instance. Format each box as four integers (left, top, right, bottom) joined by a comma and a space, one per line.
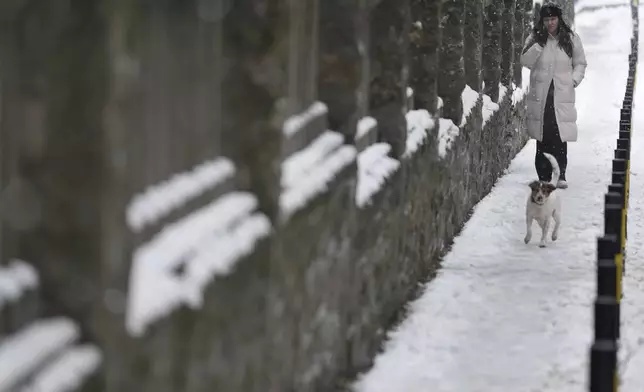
404, 109, 436, 159
437, 119, 460, 159
279, 102, 357, 220
482, 94, 501, 127
355, 116, 402, 208
283, 101, 328, 138
406, 87, 415, 110
498, 84, 509, 103
460, 85, 481, 127
126, 157, 235, 232
432, 70, 531, 159
355, 102, 438, 207
0, 259, 39, 308
0, 317, 100, 392
355, 116, 378, 153
125, 156, 272, 336
280, 129, 357, 221
126, 190, 271, 336
282, 101, 329, 159
24, 344, 102, 392
356, 143, 401, 208
512, 68, 532, 106
480, 70, 531, 128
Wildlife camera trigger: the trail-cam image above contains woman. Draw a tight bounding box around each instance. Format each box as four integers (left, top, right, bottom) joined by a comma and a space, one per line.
521, 2, 587, 189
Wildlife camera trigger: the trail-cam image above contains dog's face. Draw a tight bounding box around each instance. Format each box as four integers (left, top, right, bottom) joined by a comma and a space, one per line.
529, 180, 557, 205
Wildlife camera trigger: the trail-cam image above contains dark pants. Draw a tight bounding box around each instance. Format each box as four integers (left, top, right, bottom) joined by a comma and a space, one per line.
535, 81, 567, 182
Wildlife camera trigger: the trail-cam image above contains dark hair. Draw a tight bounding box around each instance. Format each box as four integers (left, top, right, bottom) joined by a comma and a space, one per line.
533, 7, 574, 58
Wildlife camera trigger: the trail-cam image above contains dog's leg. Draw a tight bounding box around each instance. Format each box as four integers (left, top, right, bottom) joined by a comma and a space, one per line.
552, 209, 560, 241
525, 214, 533, 244
539, 218, 551, 248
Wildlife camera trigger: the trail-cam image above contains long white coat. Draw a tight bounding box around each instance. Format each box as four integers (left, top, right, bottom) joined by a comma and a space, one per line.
521, 32, 587, 142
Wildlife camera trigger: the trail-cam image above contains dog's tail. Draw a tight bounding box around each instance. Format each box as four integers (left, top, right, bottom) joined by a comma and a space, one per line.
543, 152, 560, 186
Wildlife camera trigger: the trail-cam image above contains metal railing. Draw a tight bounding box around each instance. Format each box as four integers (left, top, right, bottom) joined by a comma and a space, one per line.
588, 1, 639, 390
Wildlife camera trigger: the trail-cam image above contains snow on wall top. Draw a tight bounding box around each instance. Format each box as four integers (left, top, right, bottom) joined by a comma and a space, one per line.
126, 191, 271, 336
126, 157, 235, 232
356, 142, 401, 208
282, 131, 345, 188
283, 101, 328, 137
0, 318, 79, 391
281, 144, 356, 220
482, 94, 501, 127
356, 116, 377, 141
280, 112, 357, 220
0, 259, 39, 308
24, 344, 103, 392
461, 85, 481, 127
512, 68, 532, 106
499, 84, 509, 103
437, 119, 460, 159
404, 109, 436, 159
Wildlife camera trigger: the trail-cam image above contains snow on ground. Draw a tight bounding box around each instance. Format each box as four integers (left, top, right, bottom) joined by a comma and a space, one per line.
353, 5, 635, 392
576, 0, 629, 13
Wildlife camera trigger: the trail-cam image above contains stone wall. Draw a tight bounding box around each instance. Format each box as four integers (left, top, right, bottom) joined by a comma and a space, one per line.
0, 0, 539, 391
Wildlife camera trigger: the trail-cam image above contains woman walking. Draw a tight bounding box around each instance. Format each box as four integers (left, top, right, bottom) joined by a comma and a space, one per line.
521, 2, 587, 189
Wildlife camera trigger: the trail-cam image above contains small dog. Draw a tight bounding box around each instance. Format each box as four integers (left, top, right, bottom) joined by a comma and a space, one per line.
524, 153, 561, 248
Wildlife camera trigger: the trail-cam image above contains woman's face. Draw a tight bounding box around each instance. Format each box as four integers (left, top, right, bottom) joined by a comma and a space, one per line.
543, 16, 559, 35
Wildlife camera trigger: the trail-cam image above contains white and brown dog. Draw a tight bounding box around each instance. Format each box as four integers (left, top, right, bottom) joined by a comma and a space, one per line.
524, 153, 562, 248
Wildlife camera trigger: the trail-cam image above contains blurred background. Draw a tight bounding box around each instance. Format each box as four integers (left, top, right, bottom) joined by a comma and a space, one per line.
0, 0, 575, 391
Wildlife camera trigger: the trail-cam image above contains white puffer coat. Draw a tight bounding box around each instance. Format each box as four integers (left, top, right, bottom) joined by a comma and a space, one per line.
521, 32, 587, 142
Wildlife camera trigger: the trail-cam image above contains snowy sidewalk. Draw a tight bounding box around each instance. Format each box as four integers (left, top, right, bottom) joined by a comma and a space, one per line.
353, 6, 638, 392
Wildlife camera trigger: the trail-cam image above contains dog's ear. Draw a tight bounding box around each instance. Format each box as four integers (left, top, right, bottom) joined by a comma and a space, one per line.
529, 181, 541, 191
544, 183, 557, 194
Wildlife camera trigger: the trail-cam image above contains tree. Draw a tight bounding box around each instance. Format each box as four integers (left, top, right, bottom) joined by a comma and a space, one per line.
409, 0, 443, 113
482, 2, 502, 101
513, 0, 525, 86
524, 0, 534, 44
318, 0, 363, 140
437, 0, 465, 124
369, 0, 411, 157
500, 0, 516, 87
464, 0, 483, 91
560, 0, 574, 25
222, 0, 285, 222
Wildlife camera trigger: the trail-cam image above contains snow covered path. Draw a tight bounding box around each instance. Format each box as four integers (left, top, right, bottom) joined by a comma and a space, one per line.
353, 6, 639, 392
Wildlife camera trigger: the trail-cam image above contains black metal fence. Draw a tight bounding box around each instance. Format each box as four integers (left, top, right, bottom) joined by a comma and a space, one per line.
588, 1, 639, 390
